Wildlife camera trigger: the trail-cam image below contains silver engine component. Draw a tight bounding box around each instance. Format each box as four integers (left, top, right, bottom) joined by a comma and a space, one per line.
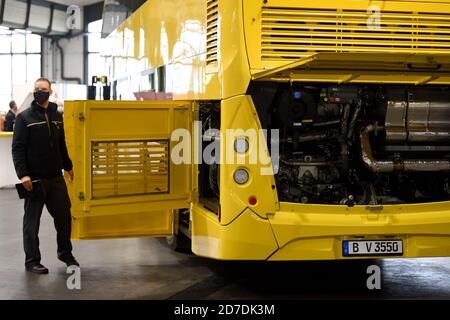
386, 101, 450, 144
360, 123, 450, 173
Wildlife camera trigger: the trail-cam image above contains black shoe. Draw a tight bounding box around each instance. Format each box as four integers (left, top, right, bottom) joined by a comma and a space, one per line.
60, 257, 80, 267
26, 264, 49, 274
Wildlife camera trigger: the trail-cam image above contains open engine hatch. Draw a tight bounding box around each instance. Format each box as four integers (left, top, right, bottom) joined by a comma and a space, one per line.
252, 52, 450, 85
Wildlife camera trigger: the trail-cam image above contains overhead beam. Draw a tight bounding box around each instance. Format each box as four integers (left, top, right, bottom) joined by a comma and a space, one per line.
84, 1, 103, 27
14, 0, 67, 11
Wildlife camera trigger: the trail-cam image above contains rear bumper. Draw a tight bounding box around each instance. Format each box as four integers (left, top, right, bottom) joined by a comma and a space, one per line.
267, 202, 450, 261
191, 201, 450, 260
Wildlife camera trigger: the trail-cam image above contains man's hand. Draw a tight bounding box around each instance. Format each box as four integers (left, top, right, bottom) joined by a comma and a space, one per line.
67, 170, 74, 182
21, 176, 32, 191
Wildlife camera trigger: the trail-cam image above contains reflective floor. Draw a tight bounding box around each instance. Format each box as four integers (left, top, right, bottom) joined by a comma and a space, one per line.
0, 189, 449, 300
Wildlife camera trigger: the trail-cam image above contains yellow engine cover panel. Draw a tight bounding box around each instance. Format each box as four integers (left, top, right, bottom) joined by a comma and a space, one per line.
244, 0, 450, 84
252, 52, 450, 85
64, 100, 194, 240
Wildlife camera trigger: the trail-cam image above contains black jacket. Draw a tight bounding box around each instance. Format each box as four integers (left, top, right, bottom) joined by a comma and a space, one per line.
4, 110, 15, 132
12, 101, 73, 180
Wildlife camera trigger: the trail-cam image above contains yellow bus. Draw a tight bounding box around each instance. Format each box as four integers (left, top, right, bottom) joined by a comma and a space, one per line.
64, 0, 450, 260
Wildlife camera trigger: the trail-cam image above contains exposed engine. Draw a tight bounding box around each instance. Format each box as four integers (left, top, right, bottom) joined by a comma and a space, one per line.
251, 84, 450, 205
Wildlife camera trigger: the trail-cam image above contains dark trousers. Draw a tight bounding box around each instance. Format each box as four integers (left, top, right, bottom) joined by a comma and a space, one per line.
23, 177, 73, 267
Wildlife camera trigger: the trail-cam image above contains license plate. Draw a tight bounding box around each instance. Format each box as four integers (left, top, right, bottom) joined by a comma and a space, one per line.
343, 240, 403, 257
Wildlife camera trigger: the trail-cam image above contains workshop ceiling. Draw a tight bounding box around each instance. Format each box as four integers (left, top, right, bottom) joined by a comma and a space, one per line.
0, 0, 104, 36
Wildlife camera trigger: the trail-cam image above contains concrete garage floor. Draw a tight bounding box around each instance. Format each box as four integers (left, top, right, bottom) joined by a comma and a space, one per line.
0, 188, 449, 300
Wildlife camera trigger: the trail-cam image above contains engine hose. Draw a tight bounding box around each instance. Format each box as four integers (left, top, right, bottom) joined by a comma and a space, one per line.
341, 103, 351, 137
337, 135, 349, 175
347, 100, 363, 140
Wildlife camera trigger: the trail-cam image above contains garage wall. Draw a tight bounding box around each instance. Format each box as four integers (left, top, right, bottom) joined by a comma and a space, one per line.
41, 34, 84, 84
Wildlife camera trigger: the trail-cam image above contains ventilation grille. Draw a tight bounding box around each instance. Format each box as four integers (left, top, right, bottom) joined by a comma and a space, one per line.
206, 0, 219, 65
91, 140, 169, 199
261, 7, 450, 61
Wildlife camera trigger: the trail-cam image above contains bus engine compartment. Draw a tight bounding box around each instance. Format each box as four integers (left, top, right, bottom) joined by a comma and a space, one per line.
250, 84, 450, 205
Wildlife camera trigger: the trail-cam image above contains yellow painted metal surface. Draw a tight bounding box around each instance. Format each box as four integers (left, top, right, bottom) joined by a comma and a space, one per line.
252, 52, 450, 85
64, 100, 193, 239
191, 198, 450, 260
102, 0, 251, 100
102, 0, 221, 100
219, 95, 278, 225
218, 0, 252, 99
70, 209, 175, 240
191, 204, 278, 260
244, 0, 450, 78
268, 202, 450, 260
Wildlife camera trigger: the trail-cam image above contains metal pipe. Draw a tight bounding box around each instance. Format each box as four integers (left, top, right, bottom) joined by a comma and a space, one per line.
0, 0, 5, 25
279, 133, 328, 143
24, 0, 31, 29
313, 120, 341, 127
46, 4, 54, 34
360, 123, 450, 173
280, 159, 337, 166
54, 39, 83, 84
403, 160, 450, 172
360, 123, 395, 172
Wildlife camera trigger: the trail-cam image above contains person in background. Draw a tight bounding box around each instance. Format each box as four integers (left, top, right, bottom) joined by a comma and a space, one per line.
4, 100, 17, 132
12, 77, 79, 274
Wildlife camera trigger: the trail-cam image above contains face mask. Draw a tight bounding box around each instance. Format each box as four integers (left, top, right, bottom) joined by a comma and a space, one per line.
34, 90, 50, 104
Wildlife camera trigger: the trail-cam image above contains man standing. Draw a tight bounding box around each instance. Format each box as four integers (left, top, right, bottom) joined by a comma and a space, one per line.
4, 100, 17, 132
12, 78, 79, 274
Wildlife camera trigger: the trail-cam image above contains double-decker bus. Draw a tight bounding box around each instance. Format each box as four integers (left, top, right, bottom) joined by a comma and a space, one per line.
65, 0, 450, 260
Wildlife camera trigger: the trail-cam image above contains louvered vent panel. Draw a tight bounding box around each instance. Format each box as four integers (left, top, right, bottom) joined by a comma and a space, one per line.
91, 140, 169, 199
206, 0, 219, 65
261, 7, 450, 61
